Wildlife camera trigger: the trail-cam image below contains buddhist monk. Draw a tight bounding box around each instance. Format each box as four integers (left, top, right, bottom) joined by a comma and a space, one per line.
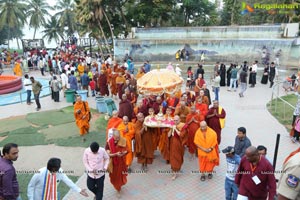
197, 90, 209, 106
181, 87, 195, 106
206, 100, 226, 145
134, 100, 148, 117
74, 95, 90, 142
134, 113, 154, 171
98, 70, 109, 96
186, 106, 204, 160
194, 121, 219, 181
77, 62, 85, 76
174, 100, 190, 123
144, 108, 160, 151
118, 94, 134, 121
13, 60, 22, 77
106, 129, 128, 198
116, 72, 126, 99
166, 93, 179, 116
110, 71, 118, 98
117, 116, 135, 171
159, 107, 172, 163
152, 96, 163, 114
168, 115, 186, 180
195, 98, 208, 117
106, 110, 122, 140
194, 74, 205, 96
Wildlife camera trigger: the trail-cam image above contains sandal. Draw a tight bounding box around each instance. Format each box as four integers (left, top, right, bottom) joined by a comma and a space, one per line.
208, 173, 213, 179
200, 175, 205, 181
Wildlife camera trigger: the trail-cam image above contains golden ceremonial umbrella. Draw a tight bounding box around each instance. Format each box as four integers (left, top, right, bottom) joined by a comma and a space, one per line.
137, 68, 184, 95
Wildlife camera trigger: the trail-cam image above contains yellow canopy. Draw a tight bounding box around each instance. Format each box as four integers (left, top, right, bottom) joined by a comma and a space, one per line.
137, 69, 184, 95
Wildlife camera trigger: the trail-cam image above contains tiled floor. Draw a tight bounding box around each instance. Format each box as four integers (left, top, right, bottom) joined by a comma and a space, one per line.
1, 69, 297, 200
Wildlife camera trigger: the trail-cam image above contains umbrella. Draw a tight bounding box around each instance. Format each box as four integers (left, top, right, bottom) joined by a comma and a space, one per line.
137, 68, 184, 95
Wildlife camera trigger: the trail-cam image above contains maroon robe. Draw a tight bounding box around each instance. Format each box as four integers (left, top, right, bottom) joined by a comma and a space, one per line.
98, 74, 109, 96
206, 107, 226, 145
118, 99, 134, 121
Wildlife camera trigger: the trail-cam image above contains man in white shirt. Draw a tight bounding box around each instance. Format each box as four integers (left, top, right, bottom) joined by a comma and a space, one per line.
250, 60, 258, 87
27, 158, 88, 200
23, 74, 32, 105
83, 142, 109, 200
60, 69, 69, 97
86, 54, 92, 68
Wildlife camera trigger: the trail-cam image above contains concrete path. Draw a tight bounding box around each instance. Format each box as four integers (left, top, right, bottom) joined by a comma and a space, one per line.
0, 69, 298, 200
64, 78, 297, 200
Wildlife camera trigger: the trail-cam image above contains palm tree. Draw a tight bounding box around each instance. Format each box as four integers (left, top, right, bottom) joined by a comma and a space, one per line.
26, 0, 52, 39
55, 0, 77, 38
42, 16, 64, 44
76, 0, 114, 53
0, 0, 27, 48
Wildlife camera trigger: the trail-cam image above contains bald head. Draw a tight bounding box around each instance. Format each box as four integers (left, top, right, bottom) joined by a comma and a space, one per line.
112, 129, 120, 142
245, 146, 260, 163
190, 106, 196, 113
174, 115, 180, 124
137, 112, 144, 122
123, 116, 129, 124
180, 100, 186, 107
200, 121, 207, 131
112, 110, 118, 117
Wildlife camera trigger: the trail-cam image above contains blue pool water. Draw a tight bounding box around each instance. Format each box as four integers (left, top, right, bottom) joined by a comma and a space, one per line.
0, 78, 51, 106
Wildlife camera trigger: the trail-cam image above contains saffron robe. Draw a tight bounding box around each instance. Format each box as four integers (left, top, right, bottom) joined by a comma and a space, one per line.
186, 113, 204, 154
194, 127, 219, 173
117, 122, 135, 166
134, 120, 154, 164
74, 101, 90, 135
169, 123, 187, 172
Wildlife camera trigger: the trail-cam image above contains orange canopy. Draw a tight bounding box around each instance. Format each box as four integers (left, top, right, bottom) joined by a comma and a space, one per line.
137, 69, 183, 95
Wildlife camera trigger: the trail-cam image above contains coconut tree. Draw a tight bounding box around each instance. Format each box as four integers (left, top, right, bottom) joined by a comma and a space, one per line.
55, 0, 77, 38
76, 0, 114, 53
26, 0, 52, 39
0, 0, 27, 48
42, 16, 64, 44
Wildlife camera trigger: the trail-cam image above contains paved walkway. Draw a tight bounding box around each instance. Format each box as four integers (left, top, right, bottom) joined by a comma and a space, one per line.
0, 69, 298, 200
64, 79, 298, 199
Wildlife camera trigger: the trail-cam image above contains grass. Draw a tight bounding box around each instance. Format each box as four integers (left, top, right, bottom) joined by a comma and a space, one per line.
0, 106, 107, 199
26, 110, 75, 126
0, 126, 47, 146
0, 116, 30, 132
0, 105, 108, 147
17, 174, 79, 200
267, 94, 298, 130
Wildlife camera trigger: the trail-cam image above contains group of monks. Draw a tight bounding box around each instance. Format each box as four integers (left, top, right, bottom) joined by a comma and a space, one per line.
104, 83, 226, 196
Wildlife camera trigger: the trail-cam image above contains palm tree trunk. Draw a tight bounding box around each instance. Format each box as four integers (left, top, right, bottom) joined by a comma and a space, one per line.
33, 28, 37, 39
16, 37, 20, 49
97, 20, 111, 54
95, 37, 104, 55
102, 8, 114, 48
231, 0, 236, 25
8, 28, 10, 49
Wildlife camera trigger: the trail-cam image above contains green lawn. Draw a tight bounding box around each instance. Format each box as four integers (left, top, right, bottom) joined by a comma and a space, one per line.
267, 94, 298, 130
17, 174, 78, 200
0, 106, 108, 147
0, 106, 107, 199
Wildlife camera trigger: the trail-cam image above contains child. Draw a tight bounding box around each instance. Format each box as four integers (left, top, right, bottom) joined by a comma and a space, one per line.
89, 78, 96, 97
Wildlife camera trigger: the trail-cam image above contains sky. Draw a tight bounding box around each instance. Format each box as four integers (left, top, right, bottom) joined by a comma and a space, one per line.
10, 0, 58, 49
9, 0, 224, 49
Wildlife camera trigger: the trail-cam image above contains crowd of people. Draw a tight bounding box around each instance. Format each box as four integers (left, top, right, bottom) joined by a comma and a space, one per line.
1, 47, 300, 200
